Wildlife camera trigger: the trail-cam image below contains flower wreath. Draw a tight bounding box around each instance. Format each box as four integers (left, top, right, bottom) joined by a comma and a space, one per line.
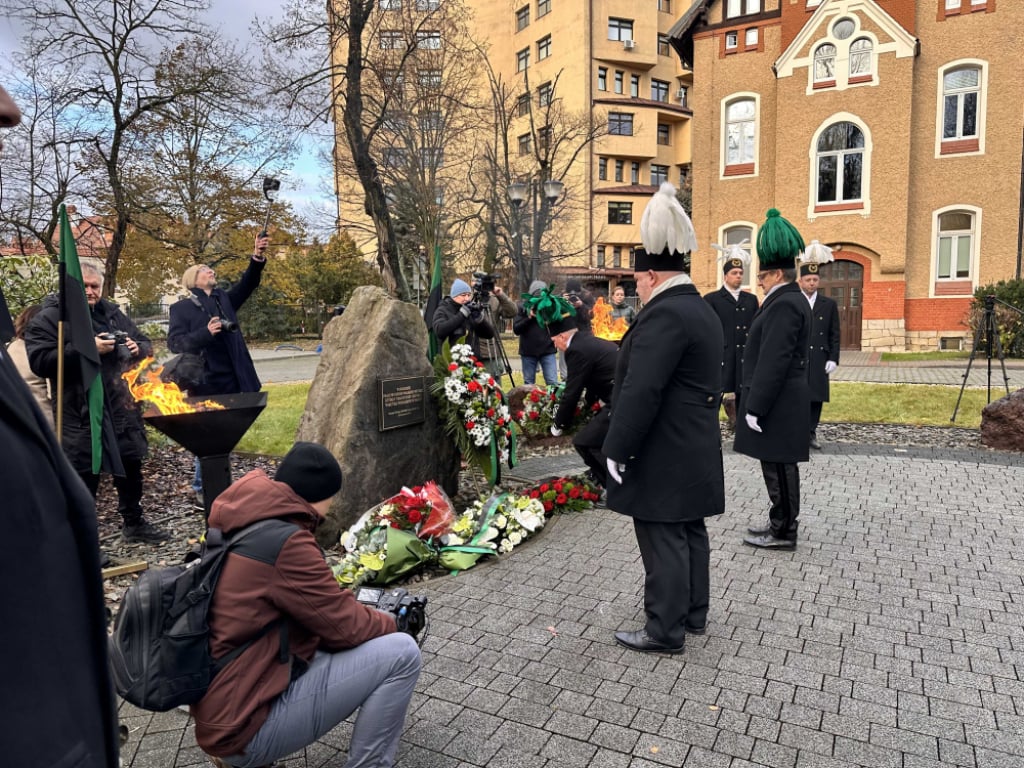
431, 340, 517, 485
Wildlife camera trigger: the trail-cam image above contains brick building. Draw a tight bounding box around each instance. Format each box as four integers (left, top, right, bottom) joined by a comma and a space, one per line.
671, 0, 1022, 350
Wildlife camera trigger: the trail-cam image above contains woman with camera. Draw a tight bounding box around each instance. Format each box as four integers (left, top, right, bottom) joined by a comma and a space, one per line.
167, 233, 269, 398
194, 442, 422, 768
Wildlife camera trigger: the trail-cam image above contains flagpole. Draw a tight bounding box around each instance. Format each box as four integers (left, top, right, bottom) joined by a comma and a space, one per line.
56, 260, 66, 444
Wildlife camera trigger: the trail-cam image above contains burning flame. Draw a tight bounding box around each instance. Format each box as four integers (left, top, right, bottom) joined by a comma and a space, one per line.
591, 297, 629, 341
122, 357, 225, 415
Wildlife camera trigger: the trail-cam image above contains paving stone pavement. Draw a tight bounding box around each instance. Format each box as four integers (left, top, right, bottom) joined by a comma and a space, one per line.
119, 443, 1024, 768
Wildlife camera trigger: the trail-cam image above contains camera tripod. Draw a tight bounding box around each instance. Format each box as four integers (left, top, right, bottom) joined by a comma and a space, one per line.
950, 295, 1013, 421
480, 302, 517, 388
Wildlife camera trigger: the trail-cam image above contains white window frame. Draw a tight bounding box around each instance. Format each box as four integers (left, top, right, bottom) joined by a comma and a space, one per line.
725, 31, 738, 50
930, 205, 981, 294
934, 59, 987, 156
807, 113, 872, 218
719, 222, 757, 289
416, 31, 441, 49
380, 31, 404, 50
813, 43, 837, 83
720, 94, 758, 177
849, 38, 874, 79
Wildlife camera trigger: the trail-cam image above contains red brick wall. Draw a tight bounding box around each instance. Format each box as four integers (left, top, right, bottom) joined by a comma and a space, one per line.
835, 251, 905, 321
905, 298, 972, 331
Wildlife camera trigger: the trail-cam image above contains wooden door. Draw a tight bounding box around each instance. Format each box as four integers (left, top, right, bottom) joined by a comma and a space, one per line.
818, 259, 863, 350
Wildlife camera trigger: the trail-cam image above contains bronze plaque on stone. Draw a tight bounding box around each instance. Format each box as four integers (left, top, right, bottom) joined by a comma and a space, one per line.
379, 376, 426, 431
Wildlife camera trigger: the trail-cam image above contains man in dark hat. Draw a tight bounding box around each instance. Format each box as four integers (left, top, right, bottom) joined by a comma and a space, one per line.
734, 209, 813, 550
704, 245, 758, 427
194, 441, 421, 768
799, 262, 840, 449
545, 305, 617, 488
602, 182, 725, 654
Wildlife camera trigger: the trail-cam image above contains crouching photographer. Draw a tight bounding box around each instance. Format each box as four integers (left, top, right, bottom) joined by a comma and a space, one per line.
193, 442, 422, 768
432, 277, 496, 360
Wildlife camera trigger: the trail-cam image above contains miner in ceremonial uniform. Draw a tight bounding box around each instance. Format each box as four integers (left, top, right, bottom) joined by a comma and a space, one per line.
798, 243, 840, 450
704, 243, 759, 427
735, 210, 823, 550
602, 183, 725, 654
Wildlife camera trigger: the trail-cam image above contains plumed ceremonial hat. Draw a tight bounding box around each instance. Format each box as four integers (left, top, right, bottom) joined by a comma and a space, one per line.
755, 209, 805, 271
525, 286, 577, 336
636, 182, 698, 272
276, 442, 343, 503
712, 241, 752, 274
798, 240, 835, 277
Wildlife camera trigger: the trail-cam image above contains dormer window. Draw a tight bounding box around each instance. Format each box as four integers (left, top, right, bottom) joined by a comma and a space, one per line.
813, 44, 836, 87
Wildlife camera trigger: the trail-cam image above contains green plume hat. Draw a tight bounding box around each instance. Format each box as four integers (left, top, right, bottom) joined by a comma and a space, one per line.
524, 286, 577, 336
756, 208, 805, 271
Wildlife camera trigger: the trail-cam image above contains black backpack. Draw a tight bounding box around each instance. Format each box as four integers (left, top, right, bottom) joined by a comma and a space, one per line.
108, 519, 295, 712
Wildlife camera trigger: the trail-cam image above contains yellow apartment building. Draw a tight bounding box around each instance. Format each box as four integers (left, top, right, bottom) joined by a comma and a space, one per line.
332, 0, 695, 298
671, 0, 1023, 350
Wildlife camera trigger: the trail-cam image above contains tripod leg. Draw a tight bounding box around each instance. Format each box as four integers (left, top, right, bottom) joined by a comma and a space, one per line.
951, 318, 986, 421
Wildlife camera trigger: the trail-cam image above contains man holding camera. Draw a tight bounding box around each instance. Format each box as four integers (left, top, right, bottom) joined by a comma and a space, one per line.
25, 259, 170, 544
473, 274, 517, 380
432, 278, 497, 362
194, 442, 422, 768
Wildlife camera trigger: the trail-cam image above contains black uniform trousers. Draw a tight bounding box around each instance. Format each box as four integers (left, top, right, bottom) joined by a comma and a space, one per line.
761, 461, 800, 541
572, 408, 611, 486
79, 457, 145, 525
809, 401, 824, 435
633, 517, 710, 647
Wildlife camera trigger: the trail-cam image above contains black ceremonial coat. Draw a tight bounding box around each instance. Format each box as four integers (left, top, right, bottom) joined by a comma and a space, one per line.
733, 281, 812, 464
602, 283, 724, 523
703, 286, 759, 394
555, 331, 617, 429
0, 343, 120, 767
807, 293, 840, 403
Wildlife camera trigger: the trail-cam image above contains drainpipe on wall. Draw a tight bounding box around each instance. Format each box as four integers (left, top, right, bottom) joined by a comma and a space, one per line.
1017, 123, 1023, 280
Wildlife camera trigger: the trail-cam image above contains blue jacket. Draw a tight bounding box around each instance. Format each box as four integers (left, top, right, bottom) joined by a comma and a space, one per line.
167, 257, 265, 395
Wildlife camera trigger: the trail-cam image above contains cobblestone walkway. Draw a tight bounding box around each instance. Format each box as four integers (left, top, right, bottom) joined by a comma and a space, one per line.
120, 444, 1024, 768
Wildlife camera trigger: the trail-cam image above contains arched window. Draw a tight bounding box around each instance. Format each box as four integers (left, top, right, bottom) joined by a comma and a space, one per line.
942, 66, 980, 141
849, 38, 873, 78
936, 210, 974, 280
723, 225, 754, 287
816, 122, 864, 204
814, 44, 836, 84
724, 98, 756, 174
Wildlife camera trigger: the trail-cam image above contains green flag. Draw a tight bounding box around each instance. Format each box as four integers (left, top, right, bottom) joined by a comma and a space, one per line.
424, 244, 443, 361
59, 203, 104, 473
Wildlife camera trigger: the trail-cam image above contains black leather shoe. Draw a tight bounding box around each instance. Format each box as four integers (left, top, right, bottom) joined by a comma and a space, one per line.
743, 533, 796, 550
614, 629, 685, 654
809, 433, 822, 450
684, 623, 706, 636
747, 522, 772, 536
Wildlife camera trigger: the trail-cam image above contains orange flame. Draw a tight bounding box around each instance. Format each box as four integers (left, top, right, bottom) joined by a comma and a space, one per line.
122, 357, 225, 415
590, 297, 629, 341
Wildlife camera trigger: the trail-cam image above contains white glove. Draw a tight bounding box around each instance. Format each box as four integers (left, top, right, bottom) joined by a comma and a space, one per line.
550, 425, 563, 437
745, 413, 762, 433
606, 457, 625, 485
824, 361, 838, 375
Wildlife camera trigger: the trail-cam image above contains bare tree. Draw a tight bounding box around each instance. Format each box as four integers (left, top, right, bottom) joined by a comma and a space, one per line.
0, 0, 226, 296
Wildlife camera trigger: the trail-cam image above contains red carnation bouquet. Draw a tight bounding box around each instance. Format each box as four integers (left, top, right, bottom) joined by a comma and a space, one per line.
521, 474, 603, 515
370, 481, 456, 539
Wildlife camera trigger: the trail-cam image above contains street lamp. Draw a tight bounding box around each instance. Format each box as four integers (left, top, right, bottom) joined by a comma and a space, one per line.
508, 177, 564, 288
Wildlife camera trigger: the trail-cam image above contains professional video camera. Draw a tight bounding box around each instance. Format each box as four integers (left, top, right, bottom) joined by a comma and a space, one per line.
354, 586, 428, 645
471, 270, 500, 303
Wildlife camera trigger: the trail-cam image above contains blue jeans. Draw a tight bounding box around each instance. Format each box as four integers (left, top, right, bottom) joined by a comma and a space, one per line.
192, 457, 202, 494
222, 633, 421, 768
521, 353, 558, 386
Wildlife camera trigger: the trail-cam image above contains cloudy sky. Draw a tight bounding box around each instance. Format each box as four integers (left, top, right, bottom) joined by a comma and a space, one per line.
0, 1, 334, 231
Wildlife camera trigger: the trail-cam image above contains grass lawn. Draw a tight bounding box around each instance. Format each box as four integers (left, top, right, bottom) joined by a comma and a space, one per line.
880, 350, 972, 362
226, 380, 991, 457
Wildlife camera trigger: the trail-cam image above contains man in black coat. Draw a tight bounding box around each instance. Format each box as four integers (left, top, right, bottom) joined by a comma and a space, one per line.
704, 252, 758, 427
432, 278, 496, 359
0, 82, 120, 768
734, 209, 812, 550
602, 182, 725, 654
547, 313, 617, 487
799, 263, 840, 449
167, 234, 269, 397
25, 260, 169, 544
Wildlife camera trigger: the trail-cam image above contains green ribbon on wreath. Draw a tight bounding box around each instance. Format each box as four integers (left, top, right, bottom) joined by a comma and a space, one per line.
440, 492, 508, 574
